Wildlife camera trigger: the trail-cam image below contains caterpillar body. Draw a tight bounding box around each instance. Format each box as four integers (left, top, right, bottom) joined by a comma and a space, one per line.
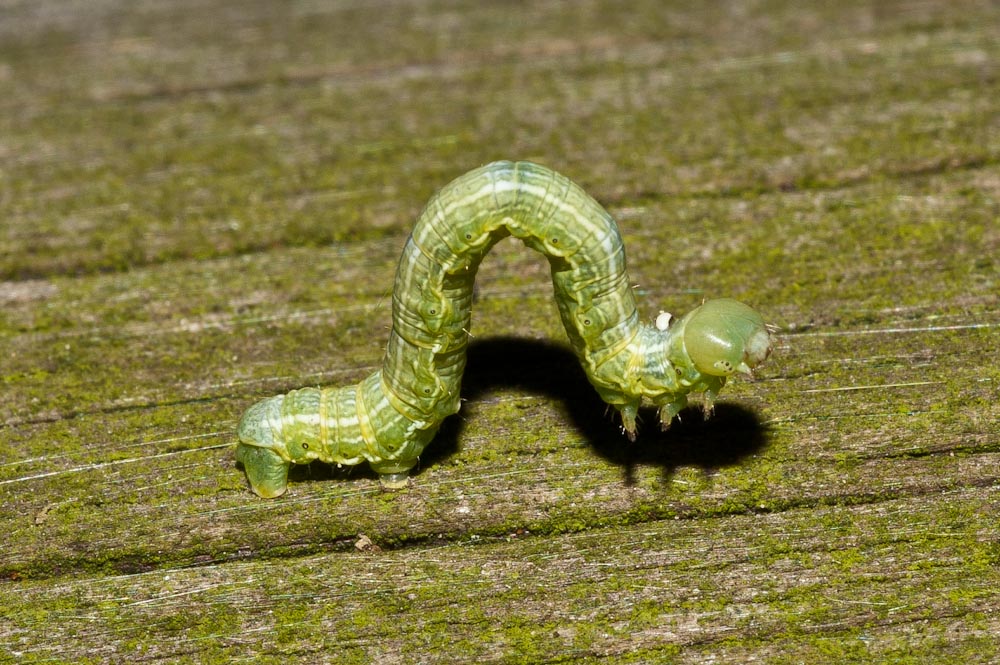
237, 161, 772, 497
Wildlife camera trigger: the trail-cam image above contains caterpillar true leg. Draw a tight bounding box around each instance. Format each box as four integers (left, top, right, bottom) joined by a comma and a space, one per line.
236, 161, 772, 497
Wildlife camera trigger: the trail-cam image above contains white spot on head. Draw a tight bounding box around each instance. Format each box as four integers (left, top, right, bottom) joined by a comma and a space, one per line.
745, 328, 773, 366
655, 311, 672, 331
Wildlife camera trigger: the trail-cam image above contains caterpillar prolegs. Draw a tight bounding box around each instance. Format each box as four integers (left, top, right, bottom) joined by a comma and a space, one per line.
236, 161, 772, 497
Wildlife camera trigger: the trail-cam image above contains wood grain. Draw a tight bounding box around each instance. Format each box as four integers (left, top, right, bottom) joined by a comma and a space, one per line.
1, 0, 998, 662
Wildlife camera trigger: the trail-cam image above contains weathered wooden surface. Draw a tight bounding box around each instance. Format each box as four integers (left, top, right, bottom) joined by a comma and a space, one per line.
1, 0, 998, 662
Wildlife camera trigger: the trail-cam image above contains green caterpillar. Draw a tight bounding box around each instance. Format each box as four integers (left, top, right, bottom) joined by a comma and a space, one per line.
237, 161, 772, 497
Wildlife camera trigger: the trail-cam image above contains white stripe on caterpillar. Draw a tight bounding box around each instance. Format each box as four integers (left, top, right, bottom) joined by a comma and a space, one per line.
236, 161, 772, 497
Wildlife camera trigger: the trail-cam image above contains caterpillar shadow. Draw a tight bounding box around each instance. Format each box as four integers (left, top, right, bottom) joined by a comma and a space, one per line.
422, 336, 770, 485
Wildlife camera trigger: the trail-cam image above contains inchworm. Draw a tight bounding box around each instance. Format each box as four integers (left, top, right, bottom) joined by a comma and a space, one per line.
237, 161, 772, 497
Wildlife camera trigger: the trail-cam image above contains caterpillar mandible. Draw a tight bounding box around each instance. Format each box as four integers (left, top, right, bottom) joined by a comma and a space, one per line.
237, 161, 772, 497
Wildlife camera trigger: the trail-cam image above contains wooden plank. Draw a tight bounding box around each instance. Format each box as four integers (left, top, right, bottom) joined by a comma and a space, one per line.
2, 0, 998, 662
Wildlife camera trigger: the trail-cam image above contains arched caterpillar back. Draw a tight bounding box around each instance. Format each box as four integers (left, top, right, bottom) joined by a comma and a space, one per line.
237, 161, 772, 497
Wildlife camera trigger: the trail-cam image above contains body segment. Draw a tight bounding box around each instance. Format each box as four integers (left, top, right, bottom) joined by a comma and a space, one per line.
237, 161, 772, 497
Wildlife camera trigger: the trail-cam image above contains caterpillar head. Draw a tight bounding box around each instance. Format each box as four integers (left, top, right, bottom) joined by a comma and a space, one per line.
679, 298, 772, 377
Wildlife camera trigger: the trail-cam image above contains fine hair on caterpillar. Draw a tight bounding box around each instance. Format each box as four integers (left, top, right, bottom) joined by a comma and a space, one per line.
236, 161, 773, 498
